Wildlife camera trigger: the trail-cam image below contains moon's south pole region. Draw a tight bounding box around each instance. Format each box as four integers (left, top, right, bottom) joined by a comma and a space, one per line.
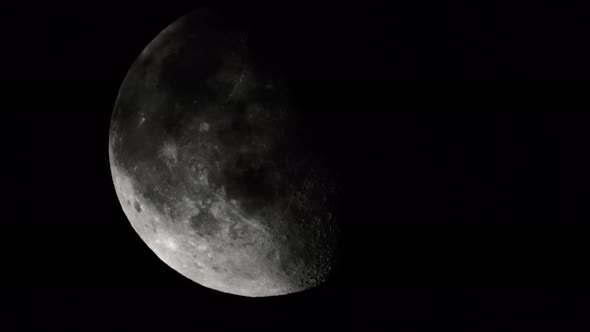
108, 9, 341, 297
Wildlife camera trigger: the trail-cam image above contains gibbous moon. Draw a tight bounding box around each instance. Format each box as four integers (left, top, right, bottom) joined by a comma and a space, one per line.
109, 9, 341, 297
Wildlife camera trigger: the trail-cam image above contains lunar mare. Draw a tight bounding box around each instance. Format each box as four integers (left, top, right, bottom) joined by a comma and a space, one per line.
109, 9, 340, 297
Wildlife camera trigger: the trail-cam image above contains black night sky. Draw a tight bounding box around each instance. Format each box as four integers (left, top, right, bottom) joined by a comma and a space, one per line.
3, 1, 589, 328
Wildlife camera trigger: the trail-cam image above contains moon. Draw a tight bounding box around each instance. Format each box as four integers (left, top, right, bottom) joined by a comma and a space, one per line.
108, 9, 341, 297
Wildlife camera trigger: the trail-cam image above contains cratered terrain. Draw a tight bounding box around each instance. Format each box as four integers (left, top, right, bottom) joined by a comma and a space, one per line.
109, 9, 341, 297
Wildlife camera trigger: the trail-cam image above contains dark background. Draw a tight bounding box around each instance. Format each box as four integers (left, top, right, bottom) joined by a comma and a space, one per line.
3, 0, 589, 328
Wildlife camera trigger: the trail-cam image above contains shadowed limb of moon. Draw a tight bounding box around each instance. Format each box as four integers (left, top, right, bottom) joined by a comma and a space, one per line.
109, 9, 341, 297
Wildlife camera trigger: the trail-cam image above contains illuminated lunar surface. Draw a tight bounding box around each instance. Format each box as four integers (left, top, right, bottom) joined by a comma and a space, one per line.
109, 9, 341, 297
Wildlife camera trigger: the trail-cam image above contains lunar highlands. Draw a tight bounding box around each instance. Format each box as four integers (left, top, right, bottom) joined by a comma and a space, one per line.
109, 10, 340, 296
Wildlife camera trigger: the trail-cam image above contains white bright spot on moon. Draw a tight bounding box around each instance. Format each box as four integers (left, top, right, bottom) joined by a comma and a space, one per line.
157, 236, 178, 251
199, 122, 210, 132
198, 169, 209, 185
159, 141, 178, 163
165, 239, 178, 250
209, 202, 222, 219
